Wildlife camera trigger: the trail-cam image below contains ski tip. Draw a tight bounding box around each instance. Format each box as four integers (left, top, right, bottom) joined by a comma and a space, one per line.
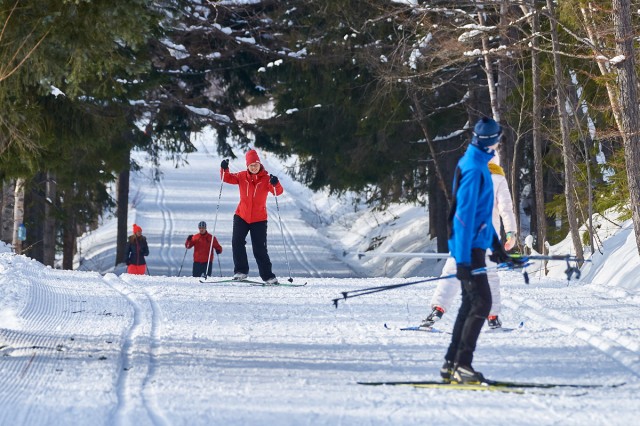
384, 323, 390, 329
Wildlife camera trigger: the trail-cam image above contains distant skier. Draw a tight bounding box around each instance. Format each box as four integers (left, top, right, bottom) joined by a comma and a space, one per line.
220, 149, 283, 284
421, 152, 517, 330
185, 221, 222, 278
439, 117, 514, 385
124, 224, 149, 275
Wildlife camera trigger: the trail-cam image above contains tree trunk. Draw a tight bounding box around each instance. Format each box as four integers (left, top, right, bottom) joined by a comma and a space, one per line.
565, 76, 596, 253
477, 9, 500, 122
409, 92, 451, 204
1, 180, 15, 243
116, 153, 131, 266
12, 178, 25, 254
529, 2, 548, 260
43, 172, 57, 266
579, 3, 624, 131
24, 176, 44, 262
546, 0, 584, 260
612, 0, 640, 255
497, 0, 520, 241
62, 192, 76, 270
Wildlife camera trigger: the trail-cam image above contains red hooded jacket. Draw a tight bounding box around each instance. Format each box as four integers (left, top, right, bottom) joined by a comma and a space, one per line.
221, 159, 283, 223
185, 231, 222, 263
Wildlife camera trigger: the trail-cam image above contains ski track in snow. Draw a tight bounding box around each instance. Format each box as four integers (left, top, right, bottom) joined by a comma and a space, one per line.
3, 138, 638, 425
0, 259, 133, 424
103, 273, 168, 425
268, 199, 322, 278
155, 174, 176, 277
1, 256, 638, 425
503, 294, 640, 376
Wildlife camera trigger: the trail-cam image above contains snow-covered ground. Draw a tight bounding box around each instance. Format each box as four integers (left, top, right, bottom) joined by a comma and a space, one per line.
1, 132, 639, 425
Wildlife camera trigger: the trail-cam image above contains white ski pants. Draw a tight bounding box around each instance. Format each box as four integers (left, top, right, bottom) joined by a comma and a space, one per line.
430, 255, 501, 317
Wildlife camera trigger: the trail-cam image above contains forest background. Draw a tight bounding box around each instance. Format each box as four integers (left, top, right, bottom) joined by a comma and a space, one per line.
2, 0, 640, 270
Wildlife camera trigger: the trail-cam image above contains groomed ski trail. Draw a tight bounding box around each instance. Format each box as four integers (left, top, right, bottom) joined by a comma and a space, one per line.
103, 273, 169, 426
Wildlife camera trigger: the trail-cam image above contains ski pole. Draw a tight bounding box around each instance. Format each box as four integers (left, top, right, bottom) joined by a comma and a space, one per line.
333, 261, 532, 308
333, 275, 457, 308
347, 251, 451, 260
509, 254, 590, 281
177, 248, 188, 277
217, 253, 222, 277
273, 190, 294, 283
509, 254, 591, 263
205, 167, 226, 280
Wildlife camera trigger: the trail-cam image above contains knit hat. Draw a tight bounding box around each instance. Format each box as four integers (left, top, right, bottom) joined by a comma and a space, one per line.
198, 221, 207, 229
245, 149, 260, 166
133, 224, 142, 234
471, 117, 502, 148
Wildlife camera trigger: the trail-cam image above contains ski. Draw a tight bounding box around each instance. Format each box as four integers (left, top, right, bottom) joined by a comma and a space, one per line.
249, 281, 307, 287
386, 321, 524, 334
357, 379, 624, 390
359, 381, 527, 394
199, 277, 307, 286
384, 323, 448, 333
199, 278, 264, 285
484, 321, 525, 333
484, 327, 517, 333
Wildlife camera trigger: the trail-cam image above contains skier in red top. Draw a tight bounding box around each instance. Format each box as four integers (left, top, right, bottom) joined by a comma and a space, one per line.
185, 221, 222, 278
220, 149, 283, 284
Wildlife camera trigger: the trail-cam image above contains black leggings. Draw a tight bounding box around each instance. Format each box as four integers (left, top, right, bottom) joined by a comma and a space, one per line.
231, 214, 275, 281
445, 248, 492, 367
192, 261, 213, 278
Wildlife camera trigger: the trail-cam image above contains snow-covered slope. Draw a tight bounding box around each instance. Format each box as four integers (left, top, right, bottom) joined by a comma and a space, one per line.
1, 132, 639, 425
1, 249, 639, 425
76, 130, 356, 280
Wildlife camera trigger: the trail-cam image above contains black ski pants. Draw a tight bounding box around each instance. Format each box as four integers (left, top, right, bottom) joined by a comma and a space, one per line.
192, 261, 213, 278
445, 248, 492, 367
231, 214, 276, 281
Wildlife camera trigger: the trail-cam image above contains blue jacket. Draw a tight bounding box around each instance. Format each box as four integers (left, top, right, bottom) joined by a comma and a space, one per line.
448, 144, 496, 265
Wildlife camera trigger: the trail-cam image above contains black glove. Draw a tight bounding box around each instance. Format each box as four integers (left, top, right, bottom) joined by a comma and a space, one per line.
216, 248, 222, 254
489, 233, 511, 264
456, 264, 472, 282
270, 174, 279, 185
221, 159, 229, 170
187, 235, 193, 241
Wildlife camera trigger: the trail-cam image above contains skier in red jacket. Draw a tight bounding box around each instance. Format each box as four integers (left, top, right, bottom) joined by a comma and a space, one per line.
185, 221, 222, 278
221, 149, 283, 284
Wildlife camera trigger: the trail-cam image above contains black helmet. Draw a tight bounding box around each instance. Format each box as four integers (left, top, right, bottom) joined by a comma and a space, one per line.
198, 221, 207, 229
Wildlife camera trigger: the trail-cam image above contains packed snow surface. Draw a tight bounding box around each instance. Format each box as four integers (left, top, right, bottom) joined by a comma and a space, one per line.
1, 133, 638, 425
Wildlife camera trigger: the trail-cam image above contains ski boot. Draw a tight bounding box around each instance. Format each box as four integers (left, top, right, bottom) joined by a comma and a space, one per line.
420, 306, 444, 328
440, 360, 454, 382
487, 315, 502, 329
451, 364, 487, 385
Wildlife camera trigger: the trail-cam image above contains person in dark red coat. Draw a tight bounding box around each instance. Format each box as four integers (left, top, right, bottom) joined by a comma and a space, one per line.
124, 224, 149, 275
185, 221, 222, 278
220, 149, 283, 284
